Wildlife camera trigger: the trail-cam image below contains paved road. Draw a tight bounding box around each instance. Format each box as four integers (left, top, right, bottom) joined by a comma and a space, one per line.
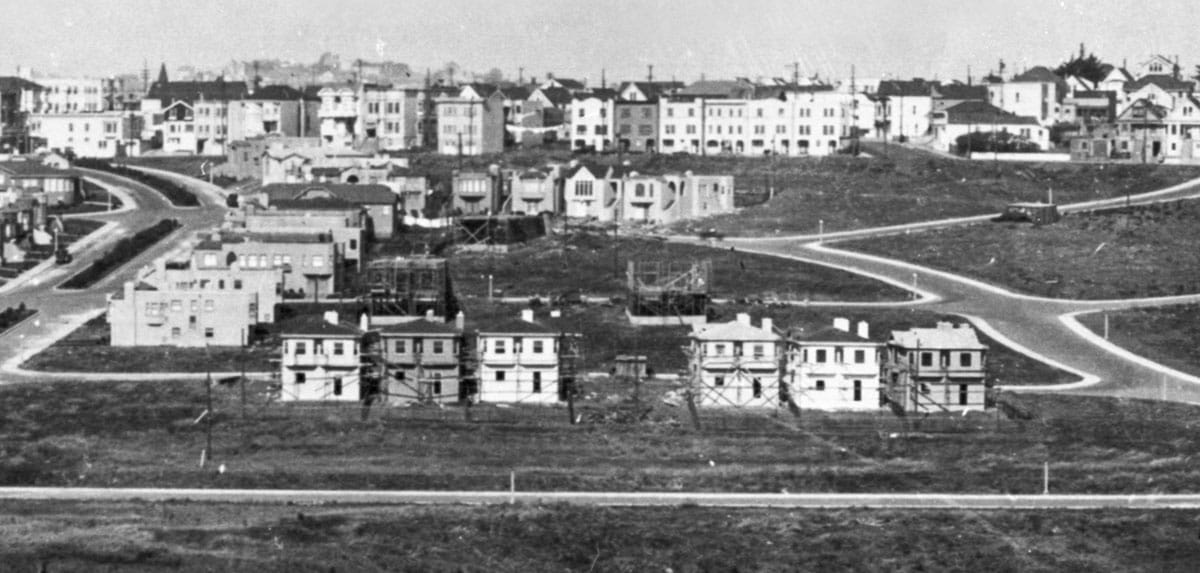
679, 172, 1200, 404
0, 168, 228, 382
3, 487, 1200, 509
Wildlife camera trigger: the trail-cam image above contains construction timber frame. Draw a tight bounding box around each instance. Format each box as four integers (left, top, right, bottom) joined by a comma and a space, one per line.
362, 256, 458, 320
626, 259, 711, 326
455, 214, 547, 251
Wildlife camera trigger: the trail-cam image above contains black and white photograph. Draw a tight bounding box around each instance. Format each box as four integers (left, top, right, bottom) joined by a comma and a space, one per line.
1, 0, 1199, 570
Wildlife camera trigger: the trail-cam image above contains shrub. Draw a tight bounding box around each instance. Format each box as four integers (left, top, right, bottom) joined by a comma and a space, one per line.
75, 159, 200, 207
60, 219, 182, 289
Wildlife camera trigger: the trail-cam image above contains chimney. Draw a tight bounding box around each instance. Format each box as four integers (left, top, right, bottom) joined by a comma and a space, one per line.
736, 313, 751, 326
833, 317, 850, 332
937, 321, 954, 330
856, 320, 869, 339
359, 311, 369, 331
425, 309, 435, 321
323, 310, 339, 325
455, 310, 465, 331
521, 309, 535, 323
761, 317, 773, 334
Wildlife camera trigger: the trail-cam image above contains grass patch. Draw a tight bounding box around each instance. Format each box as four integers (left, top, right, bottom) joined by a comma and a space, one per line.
0, 304, 34, 334
0, 377, 1196, 495
670, 154, 1200, 237
843, 201, 1200, 299
59, 219, 182, 289
75, 159, 202, 207
1078, 305, 1200, 378
384, 227, 909, 302
1, 502, 1197, 571
21, 313, 278, 373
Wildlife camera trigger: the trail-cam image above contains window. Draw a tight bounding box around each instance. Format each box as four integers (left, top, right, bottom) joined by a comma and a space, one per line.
350, 239, 358, 250
815, 349, 827, 363
713, 344, 726, 356
333, 342, 345, 355
815, 380, 826, 391
752, 344, 765, 358
532, 340, 544, 353
171, 327, 181, 338
205, 328, 214, 339
532, 371, 542, 393
853, 380, 863, 401
295, 341, 307, 355
432, 340, 444, 354
961, 353, 973, 367
920, 352, 933, 367
394, 339, 406, 353
190, 300, 198, 312
752, 378, 762, 398
295, 372, 306, 384
854, 349, 866, 364
714, 376, 725, 386
959, 384, 970, 405
495, 340, 507, 354
432, 378, 443, 395
170, 300, 182, 312
312, 255, 324, 267
333, 377, 343, 396
234, 279, 243, 290
574, 181, 594, 197
496, 370, 506, 381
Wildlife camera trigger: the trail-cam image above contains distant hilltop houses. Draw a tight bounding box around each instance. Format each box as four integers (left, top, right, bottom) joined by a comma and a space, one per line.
1, 52, 1198, 163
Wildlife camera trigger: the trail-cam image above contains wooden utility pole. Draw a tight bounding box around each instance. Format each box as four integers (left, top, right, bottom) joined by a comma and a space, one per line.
204, 371, 214, 467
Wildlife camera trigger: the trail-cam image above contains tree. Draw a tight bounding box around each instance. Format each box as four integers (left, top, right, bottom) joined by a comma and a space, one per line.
1054, 43, 1110, 84
480, 67, 505, 84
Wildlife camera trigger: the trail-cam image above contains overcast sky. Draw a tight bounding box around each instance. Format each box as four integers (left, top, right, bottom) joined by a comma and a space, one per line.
3, 0, 1193, 83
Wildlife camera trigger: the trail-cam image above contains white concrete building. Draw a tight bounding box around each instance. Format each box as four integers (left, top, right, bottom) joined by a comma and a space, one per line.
787, 318, 882, 411
882, 322, 989, 413
986, 66, 1063, 127
569, 90, 616, 151
27, 112, 139, 158
280, 311, 370, 402
689, 313, 782, 408
475, 309, 577, 405
35, 77, 105, 113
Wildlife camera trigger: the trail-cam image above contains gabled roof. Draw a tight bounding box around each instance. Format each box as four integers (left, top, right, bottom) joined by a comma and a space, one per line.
533, 86, 572, 105
379, 320, 460, 336
1125, 74, 1195, 93
1117, 98, 1170, 121
877, 78, 939, 97
677, 80, 756, 99
0, 77, 44, 92
281, 316, 362, 338
574, 88, 618, 101
500, 86, 531, 101
790, 325, 875, 344
564, 162, 608, 179
933, 83, 987, 101
476, 318, 560, 335
147, 79, 249, 104
549, 78, 586, 90
462, 83, 500, 98
245, 85, 308, 101
260, 183, 396, 205
692, 320, 779, 342
1010, 66, 1061, 83
1101, 67, 1135, 83
620, 81, 685, 100
888, 323, 985, 350
941, 101, 1039, 125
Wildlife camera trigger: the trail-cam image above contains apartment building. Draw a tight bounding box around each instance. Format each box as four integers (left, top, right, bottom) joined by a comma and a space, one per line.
238, 200, 365, 269
688, 313, 782, 408
877, 78, 937, 141
26, 112, 140, 158
141, 71, 249, 154
378, 314, 465, 404
279, 311, 373, 402
475, 309, 579, 404
106, 257, 282, 347
614, 100, 659, 152
569, 89, 617, 151
191, 231, 342, 297
882, 322, 989, 413
227, 85, 319, 142
986, 66, 1064, 127
360, 85, 421, 151
435, 89, 506, 155
36, 77, 105, 114
787, 318, 882, 411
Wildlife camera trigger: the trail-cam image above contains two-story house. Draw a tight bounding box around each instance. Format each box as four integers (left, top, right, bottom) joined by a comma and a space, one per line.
570, 89, 617, 152
435, 89, 506, 156
475, 309, 579, 404
689, 313, 782, 408
787, 318, 882, 410
378, 313, 465, 404
451, 169, 505, 215
882, 321, 989, 413
280, 311, 375, 402
562, 162, 622, 221
509, 167, 559, 215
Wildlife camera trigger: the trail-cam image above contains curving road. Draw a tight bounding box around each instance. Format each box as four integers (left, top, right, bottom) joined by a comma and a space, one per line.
683, 173, 1200, 404
0, 168, 229, 382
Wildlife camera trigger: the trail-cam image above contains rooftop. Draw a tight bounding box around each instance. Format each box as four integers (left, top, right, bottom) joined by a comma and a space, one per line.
888, 322, 986, 350
261, 183, 397, 205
